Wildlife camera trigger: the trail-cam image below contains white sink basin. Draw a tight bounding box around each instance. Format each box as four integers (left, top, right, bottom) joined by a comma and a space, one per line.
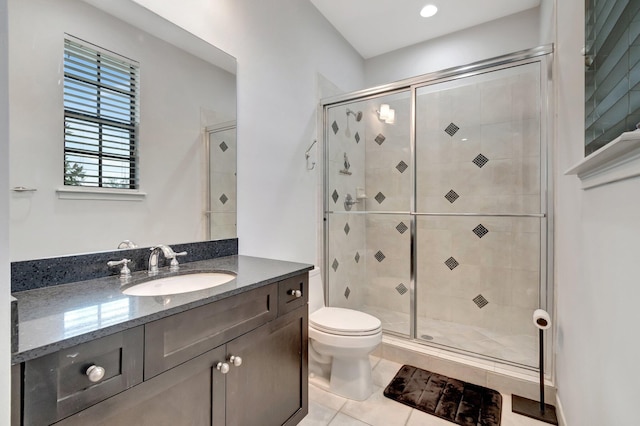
122, 272, 236, 296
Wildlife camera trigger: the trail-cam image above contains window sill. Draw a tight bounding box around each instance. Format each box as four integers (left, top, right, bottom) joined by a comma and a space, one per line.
565, 131, 640, 189
56, 187, 147, 201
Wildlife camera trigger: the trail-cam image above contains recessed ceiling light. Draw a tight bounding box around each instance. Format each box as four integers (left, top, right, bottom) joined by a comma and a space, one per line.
420, 4, 438, 18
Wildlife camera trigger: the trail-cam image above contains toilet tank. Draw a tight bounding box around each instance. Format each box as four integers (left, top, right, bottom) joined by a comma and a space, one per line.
308, 267, 325, 314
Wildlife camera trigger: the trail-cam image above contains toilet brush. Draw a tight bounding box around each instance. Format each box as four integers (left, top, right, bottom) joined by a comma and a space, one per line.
512, 309, 558, 425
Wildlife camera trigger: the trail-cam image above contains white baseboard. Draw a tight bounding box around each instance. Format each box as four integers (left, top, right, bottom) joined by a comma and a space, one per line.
555, 393, 568, 426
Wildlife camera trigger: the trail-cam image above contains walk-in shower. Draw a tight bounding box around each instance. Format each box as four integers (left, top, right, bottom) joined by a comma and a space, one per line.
322, 46, 553, 370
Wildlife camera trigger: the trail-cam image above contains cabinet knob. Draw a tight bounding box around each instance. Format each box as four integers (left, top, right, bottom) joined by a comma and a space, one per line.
216, 362, 230, 374
288, 289, 302, 298
229, 355, 242, 367
86, 365, 105, 383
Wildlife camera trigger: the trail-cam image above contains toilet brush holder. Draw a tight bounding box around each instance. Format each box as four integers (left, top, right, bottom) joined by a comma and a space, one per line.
512, 309, 558, 425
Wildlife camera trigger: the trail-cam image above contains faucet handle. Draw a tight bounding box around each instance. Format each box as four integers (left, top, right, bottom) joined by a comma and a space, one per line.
169, 251, 187, 272
107, 259, 132, 281
117, 240, 137, 249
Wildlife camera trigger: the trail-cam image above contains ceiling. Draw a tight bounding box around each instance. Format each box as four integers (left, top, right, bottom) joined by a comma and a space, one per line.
310, 0, 541, 59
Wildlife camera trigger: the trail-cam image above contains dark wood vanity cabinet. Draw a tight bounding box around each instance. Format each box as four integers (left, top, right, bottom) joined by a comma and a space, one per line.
225, 307, 308, 426
14, 273, 309, 426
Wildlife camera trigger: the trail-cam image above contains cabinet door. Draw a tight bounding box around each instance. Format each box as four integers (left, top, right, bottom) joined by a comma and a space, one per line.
226, 306, 308, 426
54, 346, 227, 426
24, 327, 144, 425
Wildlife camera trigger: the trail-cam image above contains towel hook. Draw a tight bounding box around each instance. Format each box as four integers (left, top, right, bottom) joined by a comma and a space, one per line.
305, 140, 317, 170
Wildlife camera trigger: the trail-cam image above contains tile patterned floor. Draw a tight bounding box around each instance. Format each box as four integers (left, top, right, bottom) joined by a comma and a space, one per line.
300, 358, 550, 426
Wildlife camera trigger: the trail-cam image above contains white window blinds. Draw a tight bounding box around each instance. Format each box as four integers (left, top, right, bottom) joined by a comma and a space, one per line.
63, 38, 140, 189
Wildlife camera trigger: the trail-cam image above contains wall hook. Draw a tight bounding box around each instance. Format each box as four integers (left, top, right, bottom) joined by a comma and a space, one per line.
305, 140, 317, 170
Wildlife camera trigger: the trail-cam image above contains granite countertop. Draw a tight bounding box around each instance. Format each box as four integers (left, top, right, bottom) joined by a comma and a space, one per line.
11, 255, 313, 364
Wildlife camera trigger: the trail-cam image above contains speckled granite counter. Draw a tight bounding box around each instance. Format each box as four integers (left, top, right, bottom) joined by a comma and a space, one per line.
11, 255, 313, 364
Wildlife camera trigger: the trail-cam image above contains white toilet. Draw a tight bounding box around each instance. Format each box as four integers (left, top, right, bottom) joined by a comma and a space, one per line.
308, 267, 382, 401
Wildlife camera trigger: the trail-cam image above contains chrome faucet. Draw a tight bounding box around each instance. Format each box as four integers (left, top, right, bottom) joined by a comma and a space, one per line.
148, 245, 187, 275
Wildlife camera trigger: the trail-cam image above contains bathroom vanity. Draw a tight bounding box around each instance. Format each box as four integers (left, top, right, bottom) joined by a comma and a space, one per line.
11, 255, 311, 426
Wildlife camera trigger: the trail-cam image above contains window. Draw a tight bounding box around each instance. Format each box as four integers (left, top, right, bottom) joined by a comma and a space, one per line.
63, 37, 140, 189
585, 0, 640, 155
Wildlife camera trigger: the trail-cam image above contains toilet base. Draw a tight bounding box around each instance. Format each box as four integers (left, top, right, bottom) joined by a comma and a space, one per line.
329, 357, 374, 401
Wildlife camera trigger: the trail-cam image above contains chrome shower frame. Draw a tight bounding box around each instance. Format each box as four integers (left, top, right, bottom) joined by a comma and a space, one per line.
321, 45, 555, 374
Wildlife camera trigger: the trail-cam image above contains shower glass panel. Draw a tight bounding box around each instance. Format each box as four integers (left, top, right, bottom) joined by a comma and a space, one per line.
324, 48, 550, 369
326, 92, 412, 336
415, 62, 543, 367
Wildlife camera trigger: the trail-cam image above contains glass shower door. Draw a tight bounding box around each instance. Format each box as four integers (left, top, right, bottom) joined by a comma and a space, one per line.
325, 91, 412, 336
414, 62, 544, 367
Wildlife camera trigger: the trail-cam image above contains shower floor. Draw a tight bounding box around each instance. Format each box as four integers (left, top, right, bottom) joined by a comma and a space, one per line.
360, 305, 538, 368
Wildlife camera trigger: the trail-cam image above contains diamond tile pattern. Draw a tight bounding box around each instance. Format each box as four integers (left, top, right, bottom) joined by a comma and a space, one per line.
444, 190, 459, 203
344, 287, 351, 299
219, 194, 228, 204
355, 132, 360, 143
332, 190, 339, 203
344, 223, 350, 235
395, 283, 408, 295
396, 222, 408, 234
445, 122, 460, 136
219, 141, 228, 152
332, 258, 339, 272
374, 250, 386, 262
473, 224, 489, 238
396, 160, 408, 173
473, 294, 489, 309
374, 192, 386, 204
332, 121, 339, 134
473, 154, 489, 168
444, 257, 459, 270
375, 134, 386, 145
355, 252, 360, 263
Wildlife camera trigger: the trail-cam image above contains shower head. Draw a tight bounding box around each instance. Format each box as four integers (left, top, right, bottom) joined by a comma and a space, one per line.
346, 108, 363, 122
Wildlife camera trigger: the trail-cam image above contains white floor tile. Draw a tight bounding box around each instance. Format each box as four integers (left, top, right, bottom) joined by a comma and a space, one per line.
340, 386, 412, 426
307, 361, 552, 426
309, 383, 348, 411
328, 412, 372, 426
298, 400, 339, 426
371, 358, 403, 388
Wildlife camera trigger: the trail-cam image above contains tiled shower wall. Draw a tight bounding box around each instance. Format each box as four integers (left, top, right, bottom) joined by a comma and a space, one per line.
414, 64, 541, 338
325, 61, 544, 365
209, 127, 237, 240
327, 106, 366, 310
327, 93, 413, 333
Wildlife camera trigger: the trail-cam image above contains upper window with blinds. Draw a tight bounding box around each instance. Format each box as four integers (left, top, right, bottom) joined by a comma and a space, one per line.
585, 0, 640, 155
63, 38, 140, 189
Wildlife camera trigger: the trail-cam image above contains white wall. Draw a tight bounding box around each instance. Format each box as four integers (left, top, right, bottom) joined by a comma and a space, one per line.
0, 0, 10, 421
9, 0, 236, 260
554, 0, 640, 424
132, 0, 365, 264
363, 7, 542, 87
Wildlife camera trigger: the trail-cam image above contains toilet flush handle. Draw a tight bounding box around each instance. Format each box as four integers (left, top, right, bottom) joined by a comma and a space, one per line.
288, 289, 302, 298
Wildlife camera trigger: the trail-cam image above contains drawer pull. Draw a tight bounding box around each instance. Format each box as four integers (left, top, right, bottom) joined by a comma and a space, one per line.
229, 355, 243, 367
86, 365, 106, 383
287, 289, 302, 298
216, 362, 230, 374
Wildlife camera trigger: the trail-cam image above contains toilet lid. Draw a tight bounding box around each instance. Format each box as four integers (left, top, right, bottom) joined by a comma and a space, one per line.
310, 307, 382, 336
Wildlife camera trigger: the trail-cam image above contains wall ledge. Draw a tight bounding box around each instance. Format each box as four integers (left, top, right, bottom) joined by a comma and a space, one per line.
56, 187, 147, 201
565, 131, 640, 189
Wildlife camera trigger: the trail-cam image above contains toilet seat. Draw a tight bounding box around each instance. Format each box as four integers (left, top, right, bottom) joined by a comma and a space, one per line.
310, 307, 382, 336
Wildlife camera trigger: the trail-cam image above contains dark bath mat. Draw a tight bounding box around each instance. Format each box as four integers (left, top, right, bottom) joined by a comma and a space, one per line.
383, 365, 502, 426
